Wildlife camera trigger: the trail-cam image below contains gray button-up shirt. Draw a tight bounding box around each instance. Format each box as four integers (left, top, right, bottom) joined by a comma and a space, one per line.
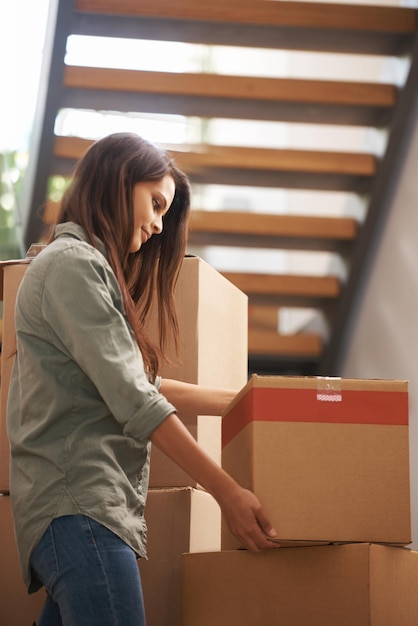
7, 223, 176, 592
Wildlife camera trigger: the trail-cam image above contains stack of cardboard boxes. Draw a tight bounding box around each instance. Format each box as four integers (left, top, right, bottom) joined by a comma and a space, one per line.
181, 376, 418, 625
0, 258, 45, 625
139, 255, 248, 626
2, 254, 418, 625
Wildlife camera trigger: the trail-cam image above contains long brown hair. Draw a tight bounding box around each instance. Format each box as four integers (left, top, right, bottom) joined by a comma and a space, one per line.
49, 132, 191, 379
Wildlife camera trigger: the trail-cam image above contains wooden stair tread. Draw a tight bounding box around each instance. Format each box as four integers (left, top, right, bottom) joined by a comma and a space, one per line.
248, 305, 279, 333
54, 136, 376, 175
53, 137, 376, 195
64, 66, 397, 107
248, 328, 322, 357
75, 0, 417, 34
73, 0, 417, 55
222, 272, 340, 298
222, 272, 340, 308
168, 145, 377, 176
189, 210, 357, 240
63, 66, 396, 127
43, 203, 356, 254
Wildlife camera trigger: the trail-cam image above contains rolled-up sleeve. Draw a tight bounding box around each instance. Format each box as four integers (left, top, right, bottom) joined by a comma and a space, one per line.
40, 245, 175, 440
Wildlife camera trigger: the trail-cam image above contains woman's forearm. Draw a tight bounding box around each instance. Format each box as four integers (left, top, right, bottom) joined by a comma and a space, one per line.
159, 378, 238, 417
150, 413, 278, 553
150, 413, 234, 496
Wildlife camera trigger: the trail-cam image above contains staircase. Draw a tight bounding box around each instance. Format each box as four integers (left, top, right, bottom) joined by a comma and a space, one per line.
21, 0, 418, 376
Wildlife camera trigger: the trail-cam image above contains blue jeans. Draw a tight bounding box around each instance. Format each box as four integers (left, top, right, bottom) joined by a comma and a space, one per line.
30, 515, 146, 626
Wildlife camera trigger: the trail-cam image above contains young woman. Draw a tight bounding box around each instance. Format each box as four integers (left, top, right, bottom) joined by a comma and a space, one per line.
7, 132, 278, 626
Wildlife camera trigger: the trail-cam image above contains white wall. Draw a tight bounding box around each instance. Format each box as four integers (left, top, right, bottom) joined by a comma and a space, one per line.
341, 108, 418, 549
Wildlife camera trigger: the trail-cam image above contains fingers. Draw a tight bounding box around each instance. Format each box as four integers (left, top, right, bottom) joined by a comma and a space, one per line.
245, 494, 279, 551
225, 491, 280, 553
254, 506, 278, 541
244, 520, 280, 552
233, 520, 279, 553
217, 482, 279, 553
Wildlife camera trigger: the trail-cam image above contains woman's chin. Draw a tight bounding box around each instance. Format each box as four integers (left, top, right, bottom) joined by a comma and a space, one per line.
129, 241, 142, 253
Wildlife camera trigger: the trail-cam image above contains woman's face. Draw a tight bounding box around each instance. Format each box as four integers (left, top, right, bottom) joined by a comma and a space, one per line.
129, 174, 176, 253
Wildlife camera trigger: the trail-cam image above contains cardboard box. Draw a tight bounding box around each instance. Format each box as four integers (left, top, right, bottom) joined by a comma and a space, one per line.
181, 543, 418, 626
0, 261, 30, 492
146, 255, 248, 388
0, 494, 46, 624
139, 487, 220, 626
221, 375, 411, 547
145, 256, 248, 488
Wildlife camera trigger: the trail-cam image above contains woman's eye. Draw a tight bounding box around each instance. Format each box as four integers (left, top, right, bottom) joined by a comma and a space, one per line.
153, 198, 160, 210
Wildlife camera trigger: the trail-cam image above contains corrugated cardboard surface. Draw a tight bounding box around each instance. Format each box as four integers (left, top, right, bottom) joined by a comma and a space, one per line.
145, 256, 248, 389
0, 262, 29, 492
181, 544, 418, 626
147, 256, 248, 488
370, 542, 418, 624
0, 494, 45, 624
139, 487, 220, 626
222, 375, 411, 548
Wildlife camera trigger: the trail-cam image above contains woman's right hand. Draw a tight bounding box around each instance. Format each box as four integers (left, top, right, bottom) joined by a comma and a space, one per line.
215, 478, 279, 552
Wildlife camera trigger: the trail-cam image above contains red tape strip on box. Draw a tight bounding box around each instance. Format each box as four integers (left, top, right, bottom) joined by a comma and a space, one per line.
222, 387, 409, 448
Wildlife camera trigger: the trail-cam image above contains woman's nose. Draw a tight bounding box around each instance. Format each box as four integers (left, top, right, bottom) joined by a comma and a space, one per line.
152, 214, 163, 234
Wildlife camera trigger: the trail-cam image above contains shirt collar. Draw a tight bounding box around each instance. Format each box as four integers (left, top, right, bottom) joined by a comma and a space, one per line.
54, 222, 107, 257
